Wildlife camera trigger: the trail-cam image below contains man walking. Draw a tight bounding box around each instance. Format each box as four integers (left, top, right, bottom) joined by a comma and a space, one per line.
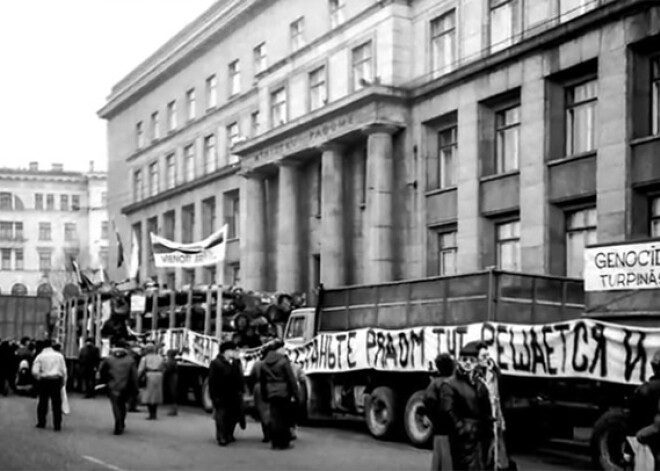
31, 339, 67, 431
208, 341, 243, 446
99, 338, 138, 435
424, 353, 456, 471
78, 338, 101, 398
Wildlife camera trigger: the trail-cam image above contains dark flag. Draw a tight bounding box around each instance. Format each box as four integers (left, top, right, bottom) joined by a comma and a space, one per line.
116, 228, 125, 268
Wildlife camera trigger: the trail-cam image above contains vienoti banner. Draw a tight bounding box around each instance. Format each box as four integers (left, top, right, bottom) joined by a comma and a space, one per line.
150, 225, 227, 268
153, 319, 660, 386
584, 240, 660, 291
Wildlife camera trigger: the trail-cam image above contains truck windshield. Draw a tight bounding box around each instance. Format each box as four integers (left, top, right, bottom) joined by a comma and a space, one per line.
285, 316, 305, 339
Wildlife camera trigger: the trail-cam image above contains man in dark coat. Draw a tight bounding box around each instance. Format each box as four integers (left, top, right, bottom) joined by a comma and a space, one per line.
630, 351, 660, 435
424, 353, 456, 470
208, 341, 244, 446
260, 339, 299, 450
0, 340, 14, 396
78, 338, 101, 398
99, 339, 138, 435
440, 341, 492, 471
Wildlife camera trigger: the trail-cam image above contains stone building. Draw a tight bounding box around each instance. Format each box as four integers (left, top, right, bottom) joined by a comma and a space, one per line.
99, 0, 660, 298
0, 162, 109, 299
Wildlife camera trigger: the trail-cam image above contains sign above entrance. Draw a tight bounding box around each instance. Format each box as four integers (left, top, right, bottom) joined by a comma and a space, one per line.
584, 240, 660, 291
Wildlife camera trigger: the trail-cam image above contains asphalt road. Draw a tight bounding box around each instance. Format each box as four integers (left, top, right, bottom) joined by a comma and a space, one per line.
0, 393, 589, 471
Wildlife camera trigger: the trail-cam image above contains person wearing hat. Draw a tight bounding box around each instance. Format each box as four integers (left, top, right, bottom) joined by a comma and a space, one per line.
208, 341, 244, 446
424, 353, 456, 471
99, 338, 138, 435
137, 342, 165, 420
439, 341, 492, 470
78, 337, 101, 398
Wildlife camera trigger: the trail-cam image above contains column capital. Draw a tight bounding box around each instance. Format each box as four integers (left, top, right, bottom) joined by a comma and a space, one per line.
362, 122, 401, 136
238, 168, 262, 179
275, 158, 299, 169
317, 141, 344, 153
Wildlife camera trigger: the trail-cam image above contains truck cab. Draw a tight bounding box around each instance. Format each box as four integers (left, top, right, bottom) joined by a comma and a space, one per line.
283, 307, 316, 347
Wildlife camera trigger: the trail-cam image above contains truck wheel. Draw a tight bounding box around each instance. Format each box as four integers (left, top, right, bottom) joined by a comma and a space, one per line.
365, 386, 399, 440
591, 409, 631, 471
201, 376, 213, 413
404, 390, 433, 449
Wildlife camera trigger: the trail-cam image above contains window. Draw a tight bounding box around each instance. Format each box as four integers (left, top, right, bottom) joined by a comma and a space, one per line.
653, 57, 660, 135
0, 193, 12, 210
566, 207, 597, 277
490, 0, 517, 53
496, 220, 521, 271
431, 230, 458, 276
46, 194, 54, 210
309, 66, 327, 111
147, 217, 158, 263
101, 221, 109, 240
431, 10, 456, 76
1, 249, 11, 270
206, 75, 217, 109
495, 105, 520, 173
64, 223, 77, 241
228, 60, 241, 96
254, 43, 267, 75
202, 197, 216, 238
166, 272, 176, 290
151, 111, 160, 141
60, 194, 69, 211
651, 197, 660, 237
101, 192, 107, 206
204, 134, 217, 174
166, 153, 176, 189
204, 266, 217, 285
163, 210, 176, 240
39, 222, 51, 241
560, 0, 592, 22
430, 126, 457, 190
224, 191, 240, 239
39, 251, 51, 271
286, 316, 306, 339
181, 205, 195, 244
136, 121, 144, 149
270, 87, 287, 127
15, 249, 23, 270
134, 169, 144, 201
167, 100, 177, 131
185, 144, 195, 182
230, 263, 241, 285
0, 222, 12, 240
149, 161, 159, 197
14, 222, 23, 240
72, 195, 80, 211
352, 41, 373, 90
186, 88, 196, 121
329, 0, 345, 28
566, 79, 597, 156
227, 123, 240, 164
290, 17, 305, 52
35, 193, 43, 210
251, 111, 260, 137
184, 269, 195, 287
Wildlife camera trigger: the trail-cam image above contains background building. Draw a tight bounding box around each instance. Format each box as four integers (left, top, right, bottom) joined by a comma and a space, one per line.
100, 0, 660, 298
0, 162, 109, 301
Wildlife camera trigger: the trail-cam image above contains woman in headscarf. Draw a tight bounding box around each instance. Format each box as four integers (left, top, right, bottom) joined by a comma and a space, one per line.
138, 342, 165, 420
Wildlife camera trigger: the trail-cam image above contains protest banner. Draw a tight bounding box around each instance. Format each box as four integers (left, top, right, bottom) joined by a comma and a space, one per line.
584, 240, 660, 291
151, 225, 227, 268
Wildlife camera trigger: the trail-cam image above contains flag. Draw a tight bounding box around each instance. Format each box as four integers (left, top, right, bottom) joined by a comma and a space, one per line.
71, 257, 95, 292
150, 224, 227, 268
115, 228, 125, 268
129, 227, 140, 281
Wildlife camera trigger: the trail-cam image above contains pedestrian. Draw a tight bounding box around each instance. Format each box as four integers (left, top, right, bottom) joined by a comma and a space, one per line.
230, 349, 247, 435
440, 341, 492, 471
99, 338, 139, 435
32, 339, 68, 431
424, 353, 456, 471
260, 339, 299, 450
289, 361, 305, 440
208, 341, 243, 446
251, 349, 271, 442
138, 342, 165, 420
0, 339, 14, 396
78, 337, 101, 398
163, 349, 179, 416
127, 341, 142, 412
630, 351, 660, 435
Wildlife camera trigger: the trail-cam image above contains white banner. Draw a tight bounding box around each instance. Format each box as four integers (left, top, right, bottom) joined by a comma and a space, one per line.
152, 319, 660, 386
151, 225, 227, 268
584, 241, 660, 291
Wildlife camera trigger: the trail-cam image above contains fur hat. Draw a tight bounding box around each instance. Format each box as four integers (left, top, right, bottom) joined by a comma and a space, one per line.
459, 341, 483, 358
219, 341, 236, 354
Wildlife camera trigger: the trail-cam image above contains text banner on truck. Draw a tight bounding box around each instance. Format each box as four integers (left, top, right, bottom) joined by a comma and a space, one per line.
584, 240, 660, 291
150, 224, 227, 268
154, 319, 660, 386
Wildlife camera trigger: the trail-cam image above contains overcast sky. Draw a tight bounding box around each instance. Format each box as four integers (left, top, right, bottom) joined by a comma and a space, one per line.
0, 0, 217, 173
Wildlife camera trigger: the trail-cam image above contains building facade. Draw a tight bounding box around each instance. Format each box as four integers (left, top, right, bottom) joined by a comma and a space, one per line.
100, 0, 660, 298
0, 162, 109, 298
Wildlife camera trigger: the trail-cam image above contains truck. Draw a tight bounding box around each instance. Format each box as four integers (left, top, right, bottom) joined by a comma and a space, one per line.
0, 294, 52, 341
279, 267, 656, 471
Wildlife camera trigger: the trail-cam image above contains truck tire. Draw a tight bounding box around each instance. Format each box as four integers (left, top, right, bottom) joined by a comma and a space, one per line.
591, 409, 631, 471
403, 390, 433, 449
201, 376, 213, 413
365, 386, 400, 440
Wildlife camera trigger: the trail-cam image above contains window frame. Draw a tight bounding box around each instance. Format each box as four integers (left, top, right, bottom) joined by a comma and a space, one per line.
270, 86, 288, 127
494, 104, 521, 173
184, 144, 196, 182
39, 222, 51, 241
204, 134, 218, 174
254, 42, 267, 75
652, 55, 660, 135
64, 222, 77, 241
489, 0, 518, 53
148, 161, 159, 197
430, 9, 457, 76
134, 169, 143, 202
436, 125, 458, 190
186, 88, 196, 122
167, 100, 177, 132
165, 153, 176, 190
228, 59, 241, 97
309, 65, 328, 111
565, 78, 598, 156
329, 0, 346, 28
351, 40, 373, 91
206, 75, 217, 110
136, 121, 144, 149
38, 251, 51, 271
290, 17, 305, 52
60, 194, 69, 212
495, 219, 521, 271
151, 111, 160, 141
565, 206, 597, 278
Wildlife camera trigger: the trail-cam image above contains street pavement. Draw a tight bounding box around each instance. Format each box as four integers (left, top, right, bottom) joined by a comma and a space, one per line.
0, 393, 589, 471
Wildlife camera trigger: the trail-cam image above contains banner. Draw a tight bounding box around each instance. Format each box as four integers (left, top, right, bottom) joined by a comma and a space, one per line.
152, 319, 660, 386
584, 241, 660, 291
150, 225, 227, 268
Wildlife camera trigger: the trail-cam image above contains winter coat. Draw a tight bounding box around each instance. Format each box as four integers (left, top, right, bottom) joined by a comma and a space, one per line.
630, 375, 660, 433
138, 353, 165, 404
251, 361, 270, 424
78, 344, 101, 374
424, 376, 452, 436
260, 350, 298, 402
208, 355, 243, 408
99, 348, 138, 396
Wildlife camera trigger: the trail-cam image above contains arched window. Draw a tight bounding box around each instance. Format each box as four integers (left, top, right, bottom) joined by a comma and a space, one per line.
37, 283, 53, 297
0, 192, 24, 210
11, 283, 28, 296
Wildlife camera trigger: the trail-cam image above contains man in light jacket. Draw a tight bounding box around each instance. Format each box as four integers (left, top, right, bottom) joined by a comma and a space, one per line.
32, 339, 67, 431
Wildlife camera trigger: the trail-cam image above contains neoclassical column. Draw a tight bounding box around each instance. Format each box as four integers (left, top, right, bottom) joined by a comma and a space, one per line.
239, 171, 267, 291
363, 123, 398, 284
320, 143, 345, 287
276, 161, 301, 292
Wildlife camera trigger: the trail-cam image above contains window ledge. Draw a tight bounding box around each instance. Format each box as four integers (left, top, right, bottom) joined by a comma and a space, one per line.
547, 151, 597, 167
479, 170, 520, 183
226, 237, 240, 243
630, 134, 660, 147
425, 186, 457, 197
